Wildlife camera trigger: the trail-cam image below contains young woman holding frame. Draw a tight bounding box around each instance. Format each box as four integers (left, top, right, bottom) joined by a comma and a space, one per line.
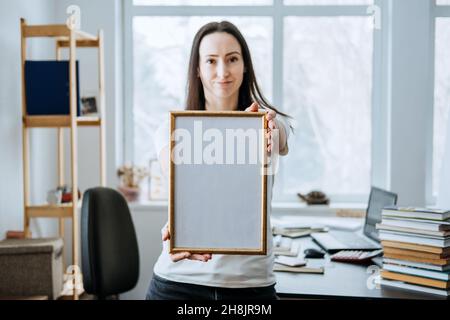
147, 21, 291, 300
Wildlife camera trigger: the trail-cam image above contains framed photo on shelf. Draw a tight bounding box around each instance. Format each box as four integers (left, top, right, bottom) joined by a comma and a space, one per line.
81, 95, 98, 116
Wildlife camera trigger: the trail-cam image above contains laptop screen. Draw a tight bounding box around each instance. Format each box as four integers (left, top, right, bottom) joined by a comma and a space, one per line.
363, 187, 398, 241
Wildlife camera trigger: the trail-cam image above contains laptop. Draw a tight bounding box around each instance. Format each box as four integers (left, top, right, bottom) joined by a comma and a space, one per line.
311, 187, 398, 253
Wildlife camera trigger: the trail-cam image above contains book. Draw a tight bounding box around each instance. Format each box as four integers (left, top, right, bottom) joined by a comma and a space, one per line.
5, 230, 26, 239
380, 279, 450, 296
383, 258, 450, 272
379, 231, 450, 247
274, 255, 306, 267
25, 60, 81, 116
383, 263, 450, 281
380, 229, 449, 240
376, 223, 450, 237
273, 263, 324, 274
381, 270, 450, 289
272, 227, 325, 238
381, 217, 450, 231
383, 252, 450, 266
382, 206, 450, 221
383, 247, 450, 260
381, 240, 450, 254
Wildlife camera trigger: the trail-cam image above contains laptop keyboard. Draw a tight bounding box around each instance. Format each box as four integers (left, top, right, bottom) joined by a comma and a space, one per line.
332, 231, 377, 248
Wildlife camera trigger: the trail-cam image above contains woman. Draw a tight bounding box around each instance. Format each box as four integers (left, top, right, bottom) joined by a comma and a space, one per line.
146, 21, 290, 300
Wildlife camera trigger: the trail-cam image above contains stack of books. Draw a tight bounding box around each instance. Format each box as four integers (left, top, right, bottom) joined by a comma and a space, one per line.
376, 206, 450, 296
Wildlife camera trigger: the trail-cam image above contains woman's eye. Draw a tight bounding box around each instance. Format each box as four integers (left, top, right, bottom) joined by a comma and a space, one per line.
230, 57, 239, 63
206, 59, 215, 64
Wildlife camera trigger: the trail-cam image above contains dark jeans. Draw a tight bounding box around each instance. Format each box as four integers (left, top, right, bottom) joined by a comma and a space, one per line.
146, 273, 278, 300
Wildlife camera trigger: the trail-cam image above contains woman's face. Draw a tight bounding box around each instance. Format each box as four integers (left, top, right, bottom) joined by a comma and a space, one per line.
198, 32, 244, 104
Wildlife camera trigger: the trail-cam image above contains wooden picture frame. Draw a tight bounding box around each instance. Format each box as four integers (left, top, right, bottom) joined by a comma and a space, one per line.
169, 111, 267, 255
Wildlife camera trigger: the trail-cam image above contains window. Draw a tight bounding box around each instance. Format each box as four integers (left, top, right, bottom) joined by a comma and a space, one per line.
283, 16, 373, 198
124, 0, 380, 201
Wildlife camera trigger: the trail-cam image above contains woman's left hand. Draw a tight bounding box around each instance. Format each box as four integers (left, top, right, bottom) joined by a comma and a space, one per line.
245, 102, 278, 153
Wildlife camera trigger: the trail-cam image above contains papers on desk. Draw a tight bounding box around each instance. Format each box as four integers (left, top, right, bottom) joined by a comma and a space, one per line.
273, 264, 325, 274
272, 235, 325, 274
272, 226, 326, 238
271, 216, 363, 231
274, 258, 325, 274
275, 255, 306, 267
273, 235, 300, 256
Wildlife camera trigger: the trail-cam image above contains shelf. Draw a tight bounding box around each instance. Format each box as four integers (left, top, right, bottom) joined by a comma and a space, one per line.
23, 115, 101, 128
26, 204, 77, 218
56, 38, 99, 48
23, 24, 97, 41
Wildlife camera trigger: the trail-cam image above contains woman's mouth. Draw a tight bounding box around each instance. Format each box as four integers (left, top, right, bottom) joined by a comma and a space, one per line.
216, 81, 232, 87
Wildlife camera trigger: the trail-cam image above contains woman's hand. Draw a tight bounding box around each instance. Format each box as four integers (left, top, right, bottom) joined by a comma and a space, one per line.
162, 227, 212, 263
245, 102, 280, 153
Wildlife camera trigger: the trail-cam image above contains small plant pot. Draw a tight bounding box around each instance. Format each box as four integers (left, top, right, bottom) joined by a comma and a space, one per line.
118, 185, 140, 202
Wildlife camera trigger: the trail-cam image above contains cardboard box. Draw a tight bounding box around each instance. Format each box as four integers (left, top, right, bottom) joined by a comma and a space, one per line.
0, 238, 63, 300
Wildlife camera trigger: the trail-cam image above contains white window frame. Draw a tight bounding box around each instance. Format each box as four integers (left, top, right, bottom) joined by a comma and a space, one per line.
122, 0, 386, 203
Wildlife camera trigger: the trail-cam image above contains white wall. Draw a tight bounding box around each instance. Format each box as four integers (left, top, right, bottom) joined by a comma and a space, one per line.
0, 0, 58, 239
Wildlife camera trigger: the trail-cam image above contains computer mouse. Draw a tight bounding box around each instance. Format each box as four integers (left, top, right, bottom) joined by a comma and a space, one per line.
304, 248, 325, 259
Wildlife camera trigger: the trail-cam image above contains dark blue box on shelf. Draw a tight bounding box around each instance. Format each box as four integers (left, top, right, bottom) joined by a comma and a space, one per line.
25, 60, 81, 116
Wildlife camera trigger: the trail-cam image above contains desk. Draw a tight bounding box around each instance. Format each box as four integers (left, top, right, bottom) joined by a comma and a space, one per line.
275, 236, 448, 300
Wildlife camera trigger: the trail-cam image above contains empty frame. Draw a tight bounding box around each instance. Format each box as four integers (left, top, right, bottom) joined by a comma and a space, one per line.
169, 111, 267, 255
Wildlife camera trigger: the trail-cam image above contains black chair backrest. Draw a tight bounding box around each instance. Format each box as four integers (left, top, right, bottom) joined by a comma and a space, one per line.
81, 187, 139, 298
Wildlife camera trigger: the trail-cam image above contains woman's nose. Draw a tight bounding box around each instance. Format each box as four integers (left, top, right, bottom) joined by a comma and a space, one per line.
217, 61, 229, 78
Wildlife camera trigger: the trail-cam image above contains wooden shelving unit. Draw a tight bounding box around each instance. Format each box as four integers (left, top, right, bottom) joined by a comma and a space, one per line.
20, 18, 106, 300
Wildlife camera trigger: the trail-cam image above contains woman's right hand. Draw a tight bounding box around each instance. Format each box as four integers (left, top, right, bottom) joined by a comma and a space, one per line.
162, 227, 212, 263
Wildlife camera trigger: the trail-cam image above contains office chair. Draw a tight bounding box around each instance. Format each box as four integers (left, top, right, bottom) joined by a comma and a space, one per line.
81, 187, 139, 299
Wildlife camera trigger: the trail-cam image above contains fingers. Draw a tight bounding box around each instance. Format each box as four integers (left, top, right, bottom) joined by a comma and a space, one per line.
189, 253, 212, 262
170, 252, 191, 262
162, 227, 170, 241
245, 102, 259, 112
247, 106, 275, 153
266, 119, 277, 153
266, 109, 276, 121
169, 252, 212, 262
268, 119, 277, 130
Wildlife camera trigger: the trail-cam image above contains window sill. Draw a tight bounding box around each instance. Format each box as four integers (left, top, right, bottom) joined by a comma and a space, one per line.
128, 200, 366, 217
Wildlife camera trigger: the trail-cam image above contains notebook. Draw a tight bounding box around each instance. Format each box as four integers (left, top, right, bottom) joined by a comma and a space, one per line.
25, 60, 81, 116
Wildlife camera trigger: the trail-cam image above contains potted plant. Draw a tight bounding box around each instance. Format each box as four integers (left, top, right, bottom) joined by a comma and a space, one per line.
117, 164, 149, 202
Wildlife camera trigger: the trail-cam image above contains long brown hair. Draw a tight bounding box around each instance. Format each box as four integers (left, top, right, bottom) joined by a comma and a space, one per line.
186, 21, 290, 118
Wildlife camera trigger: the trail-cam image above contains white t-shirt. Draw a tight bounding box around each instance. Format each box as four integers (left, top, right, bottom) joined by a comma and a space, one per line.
152, 112, 290, 288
